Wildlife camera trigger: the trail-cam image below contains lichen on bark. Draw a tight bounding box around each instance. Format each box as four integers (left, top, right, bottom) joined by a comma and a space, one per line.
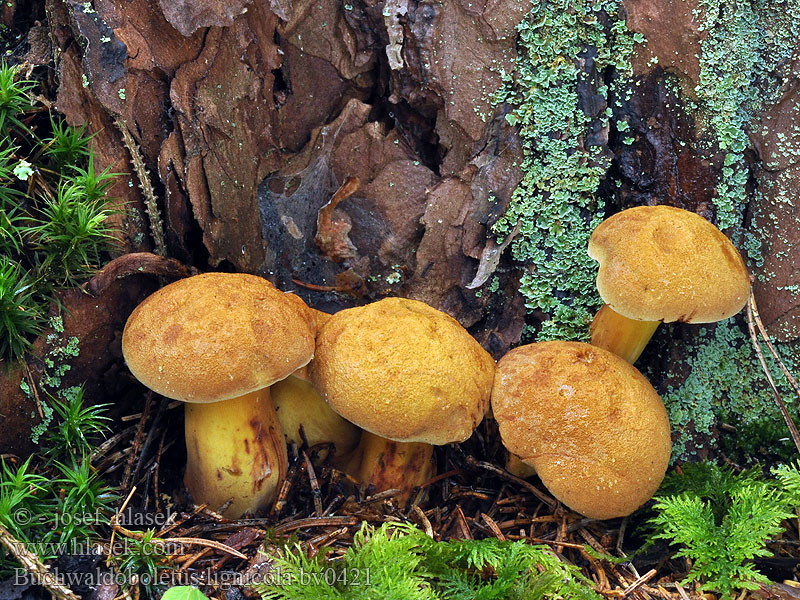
492, 0, 640, 341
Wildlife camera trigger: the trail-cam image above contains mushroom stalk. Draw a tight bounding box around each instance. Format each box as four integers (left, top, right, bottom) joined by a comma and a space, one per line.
272, 372, 361, 457
344, 431, 435, 502
505, 452, 536, 479
589, 304, 659, 364
184, 388, 288, 517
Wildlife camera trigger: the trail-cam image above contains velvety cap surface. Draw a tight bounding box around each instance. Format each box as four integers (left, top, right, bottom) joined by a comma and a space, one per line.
122, 273, 315, 403
588, 205, 750, 323
492, 341, 671, 519
309, 297, 495, 445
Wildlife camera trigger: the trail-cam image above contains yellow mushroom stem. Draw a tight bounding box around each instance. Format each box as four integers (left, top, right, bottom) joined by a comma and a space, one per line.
505, 452, 536, 479
184, 387, 287, 518
342, 431, 435, 503
272, 373, 361, 458
589, 304, 660, 364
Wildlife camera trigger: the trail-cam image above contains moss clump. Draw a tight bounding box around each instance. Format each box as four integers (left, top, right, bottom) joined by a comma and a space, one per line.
492, 1, 639, 341
252, 521, 600, 600
651, 461, 794, 597
0, 63, 118, 362
658, 320, 798, 463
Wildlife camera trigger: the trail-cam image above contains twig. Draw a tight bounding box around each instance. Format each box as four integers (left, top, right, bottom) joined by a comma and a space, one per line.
122, 392, 152, 491
273, 459, 301, 515
0, 522, 80, 600
157, 536, 247, 559
129, 397, 168, 490
622, 569, 657, 597
580, 528, 632, 588
746, 292, 800, 454
617, 517, 628, 557
412, 505, 435, 538
152, 428, 168, 515
274, 516, 361, 534
362, 489, 402, 503
108, 486, 138, 567
91, 425, 138, 462
452, 506, 472, 540
749, 293, 800, 403
157, 503, 209, 538
302, 451, 324, 517
481, 512, 506, 541
176, 548, 209, 570
465, 456, 557, 508
555, 511, 568, 554
112, 520, 248, 560
114, 117, 167, 256
22, 363, 44, 419
85, 252, 193, 295
525, 537, 586, 550
674, 582, 691, 600
307, 526, 349, 548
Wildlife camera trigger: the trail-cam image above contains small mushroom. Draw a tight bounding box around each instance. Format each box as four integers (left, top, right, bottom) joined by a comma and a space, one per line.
122, 273, 316, 517
273, 309, 361, 458
309, 297, 495, 500
272, 367, 361, 458
492, 341, 671, 519
588, 205, 751, 363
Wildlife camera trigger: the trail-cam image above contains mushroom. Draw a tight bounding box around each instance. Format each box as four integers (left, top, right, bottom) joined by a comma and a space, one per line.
309, 297, 495, 500
122, 273, 316, 517
588, 205, 751, 363
491, 341, 671, 519
505, 452, 536, 479
272, 366, 361, 458
272, 309, 361, 458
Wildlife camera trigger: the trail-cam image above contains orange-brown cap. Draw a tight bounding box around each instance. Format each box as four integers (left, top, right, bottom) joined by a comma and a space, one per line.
309, 297, 495, 445
122, 273, 315, 403
588, 206, 750, 323
309, 308, 331, 332
492, 341, 671, 519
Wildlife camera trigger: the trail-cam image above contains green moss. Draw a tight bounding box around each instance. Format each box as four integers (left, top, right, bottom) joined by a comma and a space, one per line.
0, 63, 118, 362
657, 320, 798, 463
493, 0, 639, 341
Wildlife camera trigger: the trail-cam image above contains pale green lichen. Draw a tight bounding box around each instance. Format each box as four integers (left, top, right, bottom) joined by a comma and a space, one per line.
656, 1, 800, 459
25, 315, 81, 443
493, 0, 639, 341
691, 0, 800, 232
658, 320, 799, 463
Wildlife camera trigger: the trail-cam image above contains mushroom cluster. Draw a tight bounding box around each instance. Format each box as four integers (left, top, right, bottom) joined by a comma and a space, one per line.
119, 205, 749, 520
121, 273, 316, 517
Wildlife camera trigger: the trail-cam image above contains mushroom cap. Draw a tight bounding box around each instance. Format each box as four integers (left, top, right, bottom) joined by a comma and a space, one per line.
588, 205, 750, 323
122, 273, 316, 403
492, 341, 671, 519
309, 297, 495, 445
